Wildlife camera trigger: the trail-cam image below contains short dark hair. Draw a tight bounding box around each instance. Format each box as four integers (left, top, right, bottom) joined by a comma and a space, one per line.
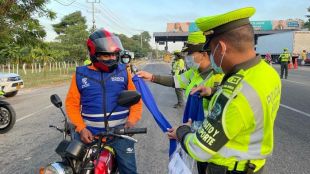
213, 24, 255, 52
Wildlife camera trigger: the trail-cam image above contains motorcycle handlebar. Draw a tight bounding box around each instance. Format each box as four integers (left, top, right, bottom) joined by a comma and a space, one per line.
114, 128, 147, 135
96, 128, 147, 137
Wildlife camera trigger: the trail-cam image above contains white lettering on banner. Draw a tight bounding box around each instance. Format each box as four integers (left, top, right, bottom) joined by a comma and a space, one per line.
111, 76, 124, 82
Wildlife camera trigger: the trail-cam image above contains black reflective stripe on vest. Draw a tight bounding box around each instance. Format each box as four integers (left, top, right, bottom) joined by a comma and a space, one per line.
196, 73, 244, 152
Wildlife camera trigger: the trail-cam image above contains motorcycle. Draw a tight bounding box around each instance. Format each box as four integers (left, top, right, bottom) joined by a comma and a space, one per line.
0, 91, 16, 134
40, 90, 147, 174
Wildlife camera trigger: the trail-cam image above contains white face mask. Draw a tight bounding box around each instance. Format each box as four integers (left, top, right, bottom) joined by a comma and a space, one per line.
210, 43, 225, 73
122, 58, 130, 64
185, 55, 200, 70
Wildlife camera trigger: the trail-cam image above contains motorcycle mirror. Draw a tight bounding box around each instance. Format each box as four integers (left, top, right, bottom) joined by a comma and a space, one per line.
50, 94, 63, 108
117, 90, 141, 107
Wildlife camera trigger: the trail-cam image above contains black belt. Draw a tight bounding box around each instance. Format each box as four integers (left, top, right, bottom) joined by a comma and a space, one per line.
198, 161, 264, 174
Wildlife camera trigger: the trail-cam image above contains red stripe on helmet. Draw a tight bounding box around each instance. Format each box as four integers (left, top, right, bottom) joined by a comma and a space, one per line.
102, 29, 112, 37
87, 39, 96, 56
102, 29, 118, 53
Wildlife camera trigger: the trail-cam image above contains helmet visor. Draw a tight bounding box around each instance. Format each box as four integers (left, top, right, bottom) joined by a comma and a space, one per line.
93, 36, 124, 53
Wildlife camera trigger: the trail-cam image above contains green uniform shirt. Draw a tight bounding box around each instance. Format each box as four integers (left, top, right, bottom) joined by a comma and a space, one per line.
174, 68, 224, 108
181, 57, 281, 172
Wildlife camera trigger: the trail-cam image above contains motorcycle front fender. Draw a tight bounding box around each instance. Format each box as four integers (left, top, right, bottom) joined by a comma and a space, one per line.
94, 149, 116, 174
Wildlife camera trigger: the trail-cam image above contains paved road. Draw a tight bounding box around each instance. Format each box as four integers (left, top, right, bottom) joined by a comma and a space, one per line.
0, 62, 309, 174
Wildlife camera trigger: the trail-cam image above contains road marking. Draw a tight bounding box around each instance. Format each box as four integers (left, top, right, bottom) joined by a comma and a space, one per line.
16, 105, 53, 122
280, 104, 310, 118
283, 79, 309, 86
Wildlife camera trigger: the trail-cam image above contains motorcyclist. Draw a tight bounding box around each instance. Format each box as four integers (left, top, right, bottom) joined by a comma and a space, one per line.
65, 29, 143, 174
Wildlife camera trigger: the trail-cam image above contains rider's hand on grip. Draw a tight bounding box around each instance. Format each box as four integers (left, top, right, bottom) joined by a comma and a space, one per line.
124, 121, 135, 129
80, 128, 94, 144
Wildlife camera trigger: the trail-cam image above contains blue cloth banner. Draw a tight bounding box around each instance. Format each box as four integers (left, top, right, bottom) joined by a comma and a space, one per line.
132, 75, 177, 157
182, 93, 205, 123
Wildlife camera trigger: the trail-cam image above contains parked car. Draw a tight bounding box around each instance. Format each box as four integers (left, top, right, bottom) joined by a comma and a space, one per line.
0, 73, 24, 97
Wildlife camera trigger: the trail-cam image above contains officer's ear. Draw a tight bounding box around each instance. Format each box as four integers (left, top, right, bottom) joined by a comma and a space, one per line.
218, 40, 227, 55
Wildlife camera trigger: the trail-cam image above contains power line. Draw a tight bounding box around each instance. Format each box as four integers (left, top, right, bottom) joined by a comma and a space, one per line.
95, 13, 136, 36
96, 4, 145, 47
99, 3, 144, 33
97, 9, 135, 34
54, 0, 76, 6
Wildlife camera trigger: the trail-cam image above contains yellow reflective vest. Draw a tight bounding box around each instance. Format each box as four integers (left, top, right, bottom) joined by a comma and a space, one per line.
172, 59, 186, 75
279, 51, 291, 62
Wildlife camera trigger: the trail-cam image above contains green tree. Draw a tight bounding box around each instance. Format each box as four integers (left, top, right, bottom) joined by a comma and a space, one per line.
53, 11, 89, 62
45, 42, 70, 62
0, 44, 21, 64
0, 0, 55, 64
117, 31, 152, 58
0, 0, 55, 46
304, 7, 310, 30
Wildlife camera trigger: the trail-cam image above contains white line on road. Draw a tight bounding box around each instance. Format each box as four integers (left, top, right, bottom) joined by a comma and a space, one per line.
280, 104, 310, 118
283, 79, 310, 87
16, 104, 53, 122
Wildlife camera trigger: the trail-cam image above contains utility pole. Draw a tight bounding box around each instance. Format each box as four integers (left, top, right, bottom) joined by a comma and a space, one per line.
156, 42, 158, 59
87, 0, 100, 32
140, 32, 143, 48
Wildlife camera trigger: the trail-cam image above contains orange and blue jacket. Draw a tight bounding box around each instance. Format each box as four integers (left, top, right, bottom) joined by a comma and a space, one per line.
65, 65, 142, 133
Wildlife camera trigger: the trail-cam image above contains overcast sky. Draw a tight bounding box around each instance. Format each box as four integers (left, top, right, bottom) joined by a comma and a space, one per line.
39, 0, 309, 51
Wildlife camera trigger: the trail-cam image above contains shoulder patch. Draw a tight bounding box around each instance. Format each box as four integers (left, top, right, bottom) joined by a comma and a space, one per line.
222, 74, 244, 94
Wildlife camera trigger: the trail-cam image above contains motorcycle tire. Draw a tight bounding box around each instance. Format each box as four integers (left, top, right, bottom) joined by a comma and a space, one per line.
0, 102, 16, 134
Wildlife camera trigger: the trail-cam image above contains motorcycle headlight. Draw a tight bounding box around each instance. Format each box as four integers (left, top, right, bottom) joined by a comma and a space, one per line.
42, 162, 73, 174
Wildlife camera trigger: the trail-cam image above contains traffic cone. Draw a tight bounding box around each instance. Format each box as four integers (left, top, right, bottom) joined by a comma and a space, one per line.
294, 60, 298, 69
288, 62, 292, 69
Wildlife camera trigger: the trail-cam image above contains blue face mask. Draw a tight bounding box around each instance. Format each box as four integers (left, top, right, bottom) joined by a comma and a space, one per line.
210, 43, 225, 73
185, 55, 200, 70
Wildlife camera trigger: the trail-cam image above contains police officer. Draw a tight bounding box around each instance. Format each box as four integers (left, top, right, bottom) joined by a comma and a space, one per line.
172, 50, 186, 75
279, 48, 291, 79
172, 50, 186, 107
137, 32, 222, 109
83, 58, 92, 65
168, 7, 281, 174
301, 50, 307, 65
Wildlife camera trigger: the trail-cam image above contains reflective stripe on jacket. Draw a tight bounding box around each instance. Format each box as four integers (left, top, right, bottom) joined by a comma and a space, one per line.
65, 64, 142, 134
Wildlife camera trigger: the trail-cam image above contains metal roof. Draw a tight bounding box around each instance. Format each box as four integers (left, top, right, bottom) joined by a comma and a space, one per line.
153, 30, 300, 43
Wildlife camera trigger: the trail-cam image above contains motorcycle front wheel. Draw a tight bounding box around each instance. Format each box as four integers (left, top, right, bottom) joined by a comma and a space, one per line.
0, 103, 16, 134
